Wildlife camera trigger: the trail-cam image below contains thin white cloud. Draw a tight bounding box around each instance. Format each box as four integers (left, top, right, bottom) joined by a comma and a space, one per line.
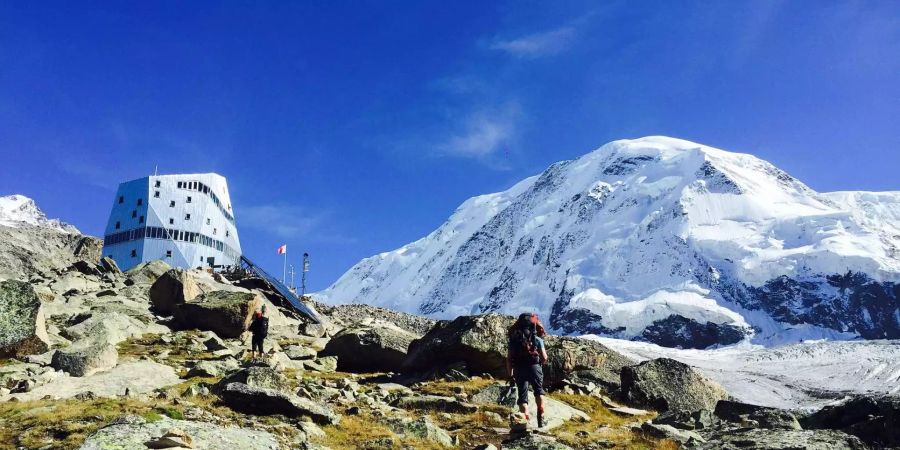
240, 203, 354, 244
490, 26, 576, 58
437, 103, 521, 159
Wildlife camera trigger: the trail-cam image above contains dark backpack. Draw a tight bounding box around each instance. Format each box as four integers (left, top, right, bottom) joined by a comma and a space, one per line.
251, 316, 269, 336
509, 313, 541, 365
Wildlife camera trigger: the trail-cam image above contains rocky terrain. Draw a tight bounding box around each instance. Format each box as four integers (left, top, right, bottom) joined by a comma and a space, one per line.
1, 195, 898, 450
318, 137, 900, 348
0, 250, 896, 449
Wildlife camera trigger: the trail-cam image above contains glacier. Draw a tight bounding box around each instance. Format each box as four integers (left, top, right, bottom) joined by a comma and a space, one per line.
317, 136, 900, 348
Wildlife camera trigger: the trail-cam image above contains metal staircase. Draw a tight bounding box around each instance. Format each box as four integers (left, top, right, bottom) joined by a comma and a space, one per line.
239, 255, 322, 323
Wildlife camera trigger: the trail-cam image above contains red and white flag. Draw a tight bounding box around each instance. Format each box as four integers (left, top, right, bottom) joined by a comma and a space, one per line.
276, 244, 287, 255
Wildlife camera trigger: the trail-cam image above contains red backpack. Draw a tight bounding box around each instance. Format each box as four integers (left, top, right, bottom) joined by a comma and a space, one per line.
509, 313, 541, 365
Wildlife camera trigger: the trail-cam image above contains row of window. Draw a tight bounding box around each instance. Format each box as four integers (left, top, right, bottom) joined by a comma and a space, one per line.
103, 226, 240, 261
116, 178, 234, 225
115, 216, 229, 237
177, 180, 235, 224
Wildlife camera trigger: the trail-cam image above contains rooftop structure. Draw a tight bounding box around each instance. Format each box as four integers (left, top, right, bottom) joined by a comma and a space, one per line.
102, 173, 241, 272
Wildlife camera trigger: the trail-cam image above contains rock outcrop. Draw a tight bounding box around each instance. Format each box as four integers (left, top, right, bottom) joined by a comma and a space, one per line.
125, 260, 172, 286
150, 269, 201, 315
78, 415, 281, 450
173, 290, 263, 338
620, 358, 729, 413
542, 336, 633, 389
321, 319, 419, 373
403, 314, 514, 377
804, 395, 900, 448
698, 428, 867, 450
0, 280, 50, 358
219, 382, 340, 425
50, 338, 118, 377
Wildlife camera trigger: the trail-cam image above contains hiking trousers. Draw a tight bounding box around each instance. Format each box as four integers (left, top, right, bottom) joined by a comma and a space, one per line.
252, 334, 265, 353
514, 364, 544, 405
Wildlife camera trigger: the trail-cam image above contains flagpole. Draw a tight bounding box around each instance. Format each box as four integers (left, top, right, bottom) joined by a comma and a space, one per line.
282, 249, 287, 284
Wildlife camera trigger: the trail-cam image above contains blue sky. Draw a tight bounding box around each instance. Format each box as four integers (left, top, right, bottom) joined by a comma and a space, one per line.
1, 1, 898, 290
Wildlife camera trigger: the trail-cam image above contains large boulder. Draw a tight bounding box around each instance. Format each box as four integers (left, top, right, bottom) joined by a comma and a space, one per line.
98, 256, 121, 275
321, 319, 419, 373
391, 394, 479, 414
173, 290, 263, 338
542, 336, 633, 389
79, 415, 281, 450
0, 280, 50, 358
714, 400, 801, 430
218, 382, 340, 425
216, 366, 290, 392
125, 260, 171, 285
8, 360, 179, 401
804, 395, 900, 448
698, 428, 867, 450
72, 236, 103, 263
403, 314, 514, 377
620, 358, 728, 413
50, 338, 118, 377
149, 269, 201, 315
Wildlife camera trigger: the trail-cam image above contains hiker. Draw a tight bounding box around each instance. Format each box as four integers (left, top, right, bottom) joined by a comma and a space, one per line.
506, 312, 548, 428
248, 305, 269, 359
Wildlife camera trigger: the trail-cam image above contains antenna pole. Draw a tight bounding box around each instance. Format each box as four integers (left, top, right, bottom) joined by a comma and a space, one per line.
301, 252, 309, 296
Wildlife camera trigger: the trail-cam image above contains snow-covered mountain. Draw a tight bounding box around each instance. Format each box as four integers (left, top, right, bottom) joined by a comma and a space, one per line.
317, 137, 900, 348
0, 195, 79, 233
0, 195, 99, 280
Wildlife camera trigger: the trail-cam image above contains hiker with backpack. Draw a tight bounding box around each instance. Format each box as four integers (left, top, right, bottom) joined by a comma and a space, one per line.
248, 305, 269, 359
506, 312, 549, 428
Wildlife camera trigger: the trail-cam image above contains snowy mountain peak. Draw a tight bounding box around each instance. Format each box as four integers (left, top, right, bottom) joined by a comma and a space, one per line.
0, 195, 79, 233
318, 136, 900, 348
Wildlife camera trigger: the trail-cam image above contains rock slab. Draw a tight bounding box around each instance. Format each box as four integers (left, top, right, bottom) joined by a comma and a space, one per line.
0, 280, 50, 358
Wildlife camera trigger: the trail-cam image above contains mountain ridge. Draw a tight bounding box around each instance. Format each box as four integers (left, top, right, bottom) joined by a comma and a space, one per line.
318, 136, 900, 348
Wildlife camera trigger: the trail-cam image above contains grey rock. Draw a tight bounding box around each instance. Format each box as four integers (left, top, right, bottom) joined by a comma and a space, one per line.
698, 428, 868, 450
78, 415, 280, 450
804, 394, 900, 448
391, 394, 478, 414
386, 416, 454, 446
0, 280, 50, 358
284, 345, 317, 360
51, 338, 118, 377
403, 314, 515, 377
620, 358, 729, 413
150, 269, 201, 315
70, 260, 102, 277
217, 366, 290, 393
714, 400, 801, 430
321, 319, 419, 373
186, 359, 239, 378
124, 260, 171, 285
303, 356, 338, 373
299, 322, 327, 338
543, 336, 634, 390
7, 360, 179, 401
173, 290, 263, 338
639, 422, 705, 445
98, 256, 121, 275
654, 409, 716, 430
219, 382, 340, 425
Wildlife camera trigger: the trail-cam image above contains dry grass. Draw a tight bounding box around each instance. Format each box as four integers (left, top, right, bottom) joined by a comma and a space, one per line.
0, 376, 274, 450
317, 413, 449, 450
0, 397, 177, 450
416, 377, 496, 397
